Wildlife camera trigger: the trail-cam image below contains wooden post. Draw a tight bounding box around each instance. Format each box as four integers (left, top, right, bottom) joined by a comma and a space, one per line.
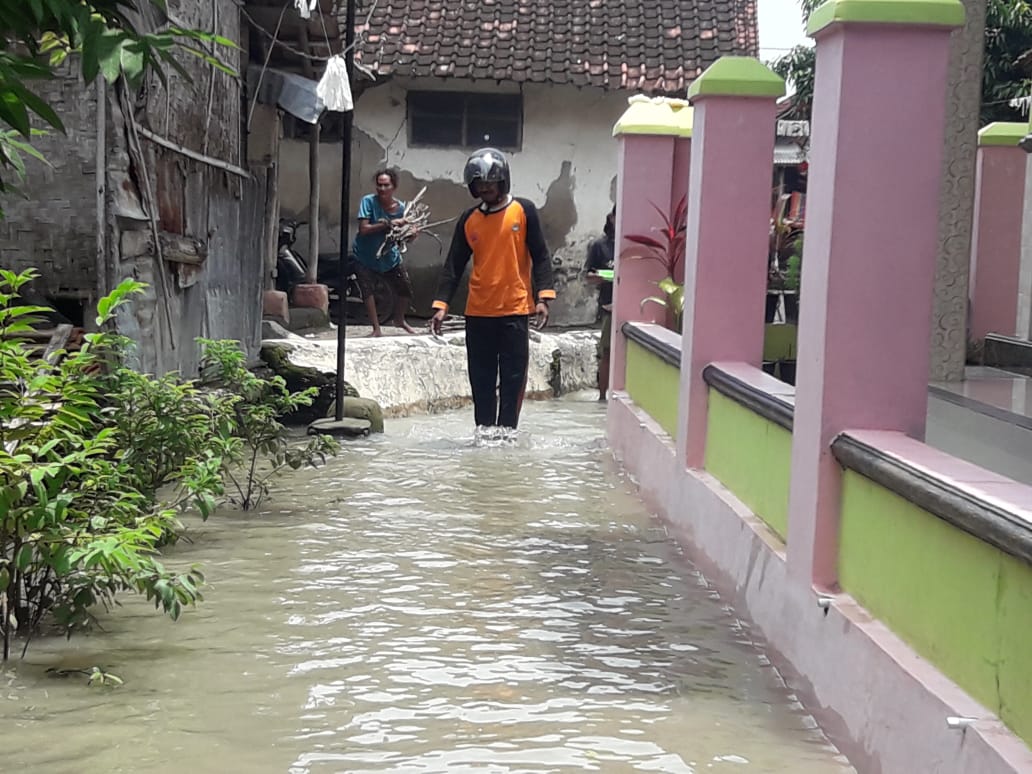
300, 24, 321, 283
306, 122, 321, 282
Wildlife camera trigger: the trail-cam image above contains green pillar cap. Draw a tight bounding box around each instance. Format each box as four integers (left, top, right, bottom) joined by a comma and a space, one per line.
807, 0, 965, 36
612, 95, 694, 138
978, 122, 1028, 147
686, 57, 785, 101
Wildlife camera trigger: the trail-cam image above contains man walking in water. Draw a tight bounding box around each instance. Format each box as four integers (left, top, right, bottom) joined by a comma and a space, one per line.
430, 148, 556, 430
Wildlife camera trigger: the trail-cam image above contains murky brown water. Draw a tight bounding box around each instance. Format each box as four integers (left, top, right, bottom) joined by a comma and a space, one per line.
2, 397, 852, 773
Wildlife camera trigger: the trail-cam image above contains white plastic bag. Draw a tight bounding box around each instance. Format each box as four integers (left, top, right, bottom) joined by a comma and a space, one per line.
294, 0, 317, 20
317, 55, 354, 113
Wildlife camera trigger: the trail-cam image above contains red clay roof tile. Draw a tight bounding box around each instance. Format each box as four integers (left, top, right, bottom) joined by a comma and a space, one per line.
343, 0, 758, 94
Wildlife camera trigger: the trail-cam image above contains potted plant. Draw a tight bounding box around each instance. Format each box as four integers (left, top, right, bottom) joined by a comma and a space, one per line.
626, 195, 688, 332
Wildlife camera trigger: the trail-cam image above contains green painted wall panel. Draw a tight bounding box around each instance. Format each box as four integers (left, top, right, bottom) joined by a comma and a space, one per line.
997, 552, 1032, 742
704, 390, 791, 541
625, 341, 680, 438
840, 471, 1032, 746
763, 323, 798, 362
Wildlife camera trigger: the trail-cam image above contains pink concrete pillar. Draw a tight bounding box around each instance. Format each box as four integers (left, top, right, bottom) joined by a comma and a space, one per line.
677, 58, 784, 467
671, 135, 693, 286
786, 1, 965, 590
969, 122, 1028, 341
610, 98, 692, 391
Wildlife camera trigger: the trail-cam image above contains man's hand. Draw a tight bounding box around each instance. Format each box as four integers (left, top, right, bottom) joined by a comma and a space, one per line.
585, 271, 604, 286
534, 301, 550, 330
429, 308, 447, 336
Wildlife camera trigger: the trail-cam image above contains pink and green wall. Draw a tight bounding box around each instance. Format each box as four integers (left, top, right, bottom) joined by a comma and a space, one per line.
606, 2, 1032, 771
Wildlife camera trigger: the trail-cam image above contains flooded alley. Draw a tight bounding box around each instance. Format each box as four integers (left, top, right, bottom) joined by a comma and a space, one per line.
3, 398, 851, 773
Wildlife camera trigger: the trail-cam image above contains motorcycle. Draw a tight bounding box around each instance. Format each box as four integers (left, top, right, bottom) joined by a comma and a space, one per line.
275, 219, 394, 325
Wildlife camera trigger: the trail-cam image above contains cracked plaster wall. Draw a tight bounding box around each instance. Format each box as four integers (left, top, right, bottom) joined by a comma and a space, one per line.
278, 80, 629, 326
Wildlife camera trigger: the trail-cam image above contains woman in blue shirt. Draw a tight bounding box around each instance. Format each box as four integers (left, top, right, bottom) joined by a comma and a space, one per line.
350, 168, 417, 335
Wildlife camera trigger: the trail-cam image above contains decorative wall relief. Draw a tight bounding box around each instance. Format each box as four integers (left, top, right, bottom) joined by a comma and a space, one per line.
931, 0, 986, 382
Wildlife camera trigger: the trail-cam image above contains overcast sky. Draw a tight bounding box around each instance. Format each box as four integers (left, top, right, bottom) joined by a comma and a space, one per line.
757, 0, 811, 61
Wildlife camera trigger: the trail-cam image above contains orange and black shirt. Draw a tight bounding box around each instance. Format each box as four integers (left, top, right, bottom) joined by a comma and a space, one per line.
433, 197, 556, 317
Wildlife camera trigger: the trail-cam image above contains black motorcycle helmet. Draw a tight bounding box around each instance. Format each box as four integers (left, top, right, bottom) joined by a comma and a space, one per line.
463, 147, 510, 197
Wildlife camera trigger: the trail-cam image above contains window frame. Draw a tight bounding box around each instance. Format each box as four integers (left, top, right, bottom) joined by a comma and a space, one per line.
406, 90, 523, 151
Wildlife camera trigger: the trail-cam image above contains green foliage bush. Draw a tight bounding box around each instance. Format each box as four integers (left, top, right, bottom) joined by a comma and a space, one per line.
199, 339, 340, 511
0, 269, 338, 660
0, 270, 209, 658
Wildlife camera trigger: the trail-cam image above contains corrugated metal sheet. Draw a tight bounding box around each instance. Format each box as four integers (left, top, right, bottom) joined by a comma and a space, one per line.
247, 65, 325, 124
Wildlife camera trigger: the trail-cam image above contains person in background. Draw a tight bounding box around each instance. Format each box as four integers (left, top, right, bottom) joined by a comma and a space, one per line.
429, 148, 556, 430
584, 206, 616, 401
350, 168, 417, 336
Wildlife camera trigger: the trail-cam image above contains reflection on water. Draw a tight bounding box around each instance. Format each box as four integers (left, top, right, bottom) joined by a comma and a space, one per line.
1, 396, 852, 773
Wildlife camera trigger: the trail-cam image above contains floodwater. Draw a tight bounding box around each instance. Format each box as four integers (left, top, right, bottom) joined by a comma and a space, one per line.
2, 397, 853, 773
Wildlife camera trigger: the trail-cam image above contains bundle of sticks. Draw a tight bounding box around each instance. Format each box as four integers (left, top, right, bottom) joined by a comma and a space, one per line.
376, 186, 455, 260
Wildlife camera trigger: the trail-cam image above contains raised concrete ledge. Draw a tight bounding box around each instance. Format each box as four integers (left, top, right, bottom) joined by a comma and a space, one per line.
608, 394, 1032, 773
983, 334, 1032, 371
833, 430, 1032, 565
275, 328, 600, 415
621, 323, 798, 428
622, 321, 681, 366
703, 362, 795, 431
929, 382, 1032, 433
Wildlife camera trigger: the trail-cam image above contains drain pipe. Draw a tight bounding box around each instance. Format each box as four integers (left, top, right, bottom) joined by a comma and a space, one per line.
334, 0, 357, 422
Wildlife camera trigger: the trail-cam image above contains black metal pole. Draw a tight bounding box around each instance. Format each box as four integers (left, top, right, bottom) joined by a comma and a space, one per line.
334, 0, 357, 422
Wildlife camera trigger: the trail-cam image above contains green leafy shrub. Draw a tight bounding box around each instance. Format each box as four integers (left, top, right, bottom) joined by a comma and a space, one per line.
0, 269, 341, 660
199, 339, 340, 511
785, 251, 802, 294
0, 269, 208, 658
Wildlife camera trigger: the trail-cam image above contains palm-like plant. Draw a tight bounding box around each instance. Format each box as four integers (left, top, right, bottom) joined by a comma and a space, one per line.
625, 195, 688, 332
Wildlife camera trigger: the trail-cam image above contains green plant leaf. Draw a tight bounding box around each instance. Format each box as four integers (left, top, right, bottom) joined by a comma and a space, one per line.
657, 277, 681, 296
0, 88, 31, 136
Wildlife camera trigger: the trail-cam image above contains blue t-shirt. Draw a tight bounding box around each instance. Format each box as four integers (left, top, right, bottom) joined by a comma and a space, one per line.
352, 194, 406, 271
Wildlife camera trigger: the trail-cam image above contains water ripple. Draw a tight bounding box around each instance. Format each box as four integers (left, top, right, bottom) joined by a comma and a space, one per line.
0, 400, 851, 774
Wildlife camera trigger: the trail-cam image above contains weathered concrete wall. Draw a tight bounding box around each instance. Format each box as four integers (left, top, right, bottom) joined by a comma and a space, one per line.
278, 329, 600, 416
105, 0, 266, 376
0, 66, 100, 300
278, 79, 629, 325
0, 0, 268, 377
930, 0, 985, 380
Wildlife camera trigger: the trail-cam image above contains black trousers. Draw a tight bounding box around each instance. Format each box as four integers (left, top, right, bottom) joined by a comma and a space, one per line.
465, 315, 530, 428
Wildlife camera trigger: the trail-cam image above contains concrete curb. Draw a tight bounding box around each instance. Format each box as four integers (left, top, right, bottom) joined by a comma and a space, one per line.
266, 327, 601, 415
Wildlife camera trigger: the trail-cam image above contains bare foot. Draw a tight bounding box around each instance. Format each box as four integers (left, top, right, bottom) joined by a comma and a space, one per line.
396, 320, 418, 334
369, 329, 383, 338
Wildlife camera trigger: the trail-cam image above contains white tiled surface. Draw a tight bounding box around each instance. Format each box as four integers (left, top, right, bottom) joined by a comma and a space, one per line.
926, 368, 1032, 486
